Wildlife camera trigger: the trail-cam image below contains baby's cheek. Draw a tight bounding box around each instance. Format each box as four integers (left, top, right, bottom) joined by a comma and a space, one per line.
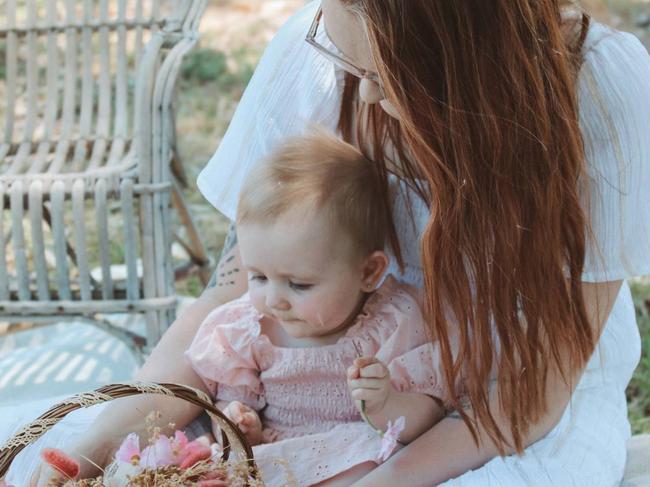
248, 289, 266, 314
312, 293, 357, 327
296, 299, 327, 325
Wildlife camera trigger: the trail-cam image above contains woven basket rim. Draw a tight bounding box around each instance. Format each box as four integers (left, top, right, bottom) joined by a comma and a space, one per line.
0, 381, 257, 483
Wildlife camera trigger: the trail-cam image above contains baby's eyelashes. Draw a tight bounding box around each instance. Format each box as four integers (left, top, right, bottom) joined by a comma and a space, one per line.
247, 274, 312, 291
289, 282, 313, 291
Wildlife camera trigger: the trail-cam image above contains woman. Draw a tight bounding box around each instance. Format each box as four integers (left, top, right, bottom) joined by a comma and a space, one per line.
22, 0, 650, 485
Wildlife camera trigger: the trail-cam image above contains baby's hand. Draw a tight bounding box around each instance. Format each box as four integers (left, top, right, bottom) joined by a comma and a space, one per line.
347, 357, 393, 415
221, 401, 263, 446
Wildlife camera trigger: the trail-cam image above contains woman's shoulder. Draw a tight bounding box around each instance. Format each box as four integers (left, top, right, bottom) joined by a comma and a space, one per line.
578, 22, 650, 130
577, 23, 650, 281
581, 20, 647, 60
196, 1, 341, 220
257, 1, 320, 62
577, 23, 650, 177
240, 0, 338, 94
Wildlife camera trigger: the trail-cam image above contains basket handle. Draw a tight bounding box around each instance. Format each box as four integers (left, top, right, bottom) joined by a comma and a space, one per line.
0, 381, 257, 479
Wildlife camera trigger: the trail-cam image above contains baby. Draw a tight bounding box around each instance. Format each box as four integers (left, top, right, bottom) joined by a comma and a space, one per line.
186, 130, 451, 486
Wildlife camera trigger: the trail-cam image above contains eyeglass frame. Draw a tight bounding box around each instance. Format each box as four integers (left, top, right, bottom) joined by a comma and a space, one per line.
305, 5, 382, 86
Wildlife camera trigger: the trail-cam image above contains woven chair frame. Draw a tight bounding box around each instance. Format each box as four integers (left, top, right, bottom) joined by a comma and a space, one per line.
0, 381, 258, 483
0, 0, 212, 360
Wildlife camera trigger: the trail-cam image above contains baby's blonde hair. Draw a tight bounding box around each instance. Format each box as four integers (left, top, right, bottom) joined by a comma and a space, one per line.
237, 129, 400, 262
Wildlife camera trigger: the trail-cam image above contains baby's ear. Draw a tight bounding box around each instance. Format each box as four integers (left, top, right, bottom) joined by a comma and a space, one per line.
361, 251, 389, 291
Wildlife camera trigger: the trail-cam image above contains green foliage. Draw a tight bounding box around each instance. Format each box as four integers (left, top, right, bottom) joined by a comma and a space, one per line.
0, 41, 5, 80
181, 48, 228, 84
178, 274, 203, 298
180, 46, 256, 91
216, 46, 256, 89
628, 281, 650, 433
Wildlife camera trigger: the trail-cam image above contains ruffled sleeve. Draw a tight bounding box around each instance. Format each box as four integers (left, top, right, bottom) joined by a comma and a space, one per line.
184, 297, 265, 410
353, 278, 453, 403
578, 26, 650, 281
196, 0, 343, 220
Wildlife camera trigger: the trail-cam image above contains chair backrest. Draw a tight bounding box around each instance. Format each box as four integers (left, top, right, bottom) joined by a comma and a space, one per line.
0, 0, 202, 178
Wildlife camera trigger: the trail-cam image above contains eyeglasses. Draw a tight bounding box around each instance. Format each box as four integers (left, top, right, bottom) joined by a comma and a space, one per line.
306, 5, 381, 86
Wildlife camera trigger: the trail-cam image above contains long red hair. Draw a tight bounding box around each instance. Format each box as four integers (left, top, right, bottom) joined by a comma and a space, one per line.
338, 0, 593, 453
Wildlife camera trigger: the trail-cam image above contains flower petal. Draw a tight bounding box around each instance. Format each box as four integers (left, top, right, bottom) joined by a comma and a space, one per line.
376, 416, 406, 462
115, 433, 141, 464
140, 434, 175, 468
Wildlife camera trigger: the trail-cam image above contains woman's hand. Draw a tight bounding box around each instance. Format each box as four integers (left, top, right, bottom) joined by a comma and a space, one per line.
347, 357, 393, 415
220, 401, 263, 446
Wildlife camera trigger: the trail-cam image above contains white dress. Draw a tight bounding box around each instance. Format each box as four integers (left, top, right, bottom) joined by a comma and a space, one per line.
196, 2, 650, 486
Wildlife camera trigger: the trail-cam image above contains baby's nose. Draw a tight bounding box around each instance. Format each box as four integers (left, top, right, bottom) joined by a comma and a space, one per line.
358, 78, 384, 105
266, 290, 290, 311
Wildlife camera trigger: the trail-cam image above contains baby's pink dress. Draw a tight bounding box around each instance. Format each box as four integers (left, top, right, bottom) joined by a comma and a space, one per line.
185, 276, 447, 486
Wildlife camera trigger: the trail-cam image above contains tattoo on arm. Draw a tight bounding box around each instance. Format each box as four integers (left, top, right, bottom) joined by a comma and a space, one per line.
207, 223, 241, 289
446, 379, 499, 420
220, 222, 238, 260
207, 268, 219, 289
446, 411, 463, 419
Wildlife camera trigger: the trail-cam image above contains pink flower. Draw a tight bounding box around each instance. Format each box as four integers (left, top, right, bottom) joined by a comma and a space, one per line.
178, 438, 212, 469
172, 430, 189, 452
140, 434, 175, 469
115, 433, 141, 465
377, 416, 405, 462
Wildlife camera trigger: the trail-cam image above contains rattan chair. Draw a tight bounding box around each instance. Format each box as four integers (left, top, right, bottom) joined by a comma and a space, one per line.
0, 0, 210, 361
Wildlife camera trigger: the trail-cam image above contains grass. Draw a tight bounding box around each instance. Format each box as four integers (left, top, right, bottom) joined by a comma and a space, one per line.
628, 281, 650, 433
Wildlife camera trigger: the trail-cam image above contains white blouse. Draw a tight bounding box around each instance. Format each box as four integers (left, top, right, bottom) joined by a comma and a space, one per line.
197, 2, 650, 287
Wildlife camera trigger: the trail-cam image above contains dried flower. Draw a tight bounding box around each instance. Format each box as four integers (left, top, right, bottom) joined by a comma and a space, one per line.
172, 430, 189, 456
377, 416, 405, 462
359, 400, 406, 462
178, 440, 212, 469
41, 411, 270, 486
41, 448, 80, 479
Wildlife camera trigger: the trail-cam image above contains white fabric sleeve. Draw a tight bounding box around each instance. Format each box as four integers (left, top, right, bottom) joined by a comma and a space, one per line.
196, 0, 343, 221
578, 28, 650, 281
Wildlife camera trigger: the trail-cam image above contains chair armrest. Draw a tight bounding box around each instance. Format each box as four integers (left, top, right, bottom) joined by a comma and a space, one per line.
133, 33, 164, 184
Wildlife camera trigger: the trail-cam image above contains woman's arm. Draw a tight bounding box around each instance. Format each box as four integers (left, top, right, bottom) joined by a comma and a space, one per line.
367, 391, 445, 443
352, 279, 622, 486
118, 224, 248, 439
31, 224, 248, 484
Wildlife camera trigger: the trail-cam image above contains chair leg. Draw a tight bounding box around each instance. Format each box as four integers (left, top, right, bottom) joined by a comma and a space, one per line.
170, 179, 212, 286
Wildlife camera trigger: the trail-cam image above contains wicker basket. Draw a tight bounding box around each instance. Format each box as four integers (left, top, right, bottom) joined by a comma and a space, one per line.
0, 381, 258, 484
